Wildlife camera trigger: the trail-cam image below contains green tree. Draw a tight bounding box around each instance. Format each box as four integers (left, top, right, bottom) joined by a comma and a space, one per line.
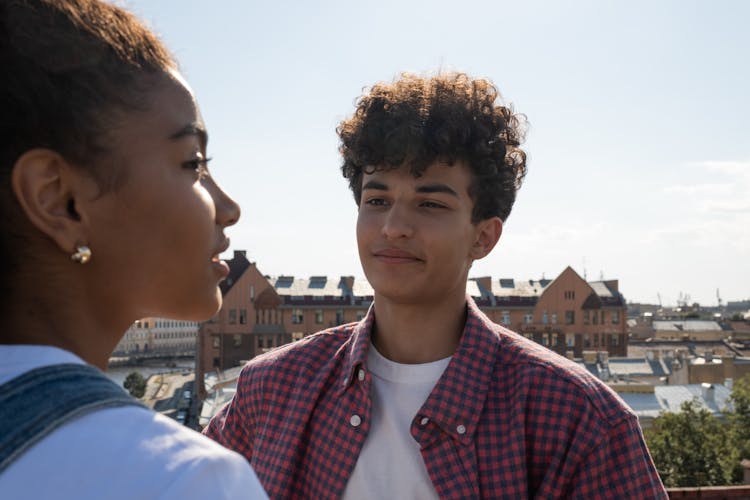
725, 374, 750, 482
123, 371, 147, 399
644, 400, 732, 487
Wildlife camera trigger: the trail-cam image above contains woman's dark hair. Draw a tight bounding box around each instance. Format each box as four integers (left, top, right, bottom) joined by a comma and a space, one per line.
0, 0, 175, 287
337, 72, 527, 223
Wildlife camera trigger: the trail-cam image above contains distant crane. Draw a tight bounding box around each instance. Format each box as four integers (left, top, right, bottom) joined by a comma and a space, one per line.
657, 293, 662, 308
717, 288, 722, 308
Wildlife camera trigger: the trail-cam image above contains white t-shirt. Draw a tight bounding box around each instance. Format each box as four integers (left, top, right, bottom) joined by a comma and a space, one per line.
342, 343, 451, 500
0, 345, 268, 500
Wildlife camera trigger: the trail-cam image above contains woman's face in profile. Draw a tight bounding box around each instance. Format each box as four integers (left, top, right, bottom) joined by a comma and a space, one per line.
82, 71, 240, 322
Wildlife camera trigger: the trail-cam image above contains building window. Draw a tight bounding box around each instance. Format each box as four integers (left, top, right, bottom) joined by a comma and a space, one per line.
291, 309, 303, 324
584, 334, 591, 348
233, 334, 242, 347
612, 310, 620, 324
315, 309, 323, 324
592, 311, 598, 325
551, 313, 558, 324
593, 334, 599, 347
250, 285, 255, 303
356, 311, 366, 321
552, 334, 560, 347
228, 309, 237, 324
523, 333, 534, 340
542, 312, 548, 324
212, 336, 220, 349
542, 334, 549, 346
583, 310, 590, 325
257, 336, 264, 348
291, 332, 304, 341
612, 334, 620, 347
565, 311, 575, 325
501, 311, 511, 325
524, 313, 533, 324
564, 291, 575, 300
600, 311, 605, 324
239, 309, 247, 325
335, 309, 344, 325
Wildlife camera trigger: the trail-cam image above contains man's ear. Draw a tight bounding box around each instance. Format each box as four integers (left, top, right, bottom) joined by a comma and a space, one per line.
11, 149, 90, 255
470, 217, 503, 260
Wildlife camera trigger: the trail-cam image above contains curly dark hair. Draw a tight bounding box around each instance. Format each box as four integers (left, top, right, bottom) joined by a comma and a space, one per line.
0, 0, 174, 293
337, 72, 527, 223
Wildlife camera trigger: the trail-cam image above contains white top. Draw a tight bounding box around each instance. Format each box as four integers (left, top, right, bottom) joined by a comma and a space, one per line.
342, 343, 451, 500
0, 345, 268, 500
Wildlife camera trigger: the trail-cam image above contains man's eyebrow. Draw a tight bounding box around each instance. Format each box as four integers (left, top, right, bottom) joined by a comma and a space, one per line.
362, 180, 389, 191
416, 183, 459, 197
169, 123, 208, 148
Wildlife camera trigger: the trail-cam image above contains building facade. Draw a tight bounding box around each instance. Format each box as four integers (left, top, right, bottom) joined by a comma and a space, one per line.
113, 317, 199, 355
198, 252, 628, 373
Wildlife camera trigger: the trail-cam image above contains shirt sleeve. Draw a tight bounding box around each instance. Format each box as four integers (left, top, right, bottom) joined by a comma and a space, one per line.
569, 416, 668, 499
202, 373, 255, 463
156, 446, 268, 500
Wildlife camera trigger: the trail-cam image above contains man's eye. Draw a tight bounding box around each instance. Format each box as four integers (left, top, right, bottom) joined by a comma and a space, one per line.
421, 201, 446, 209
365, 198, 386, 206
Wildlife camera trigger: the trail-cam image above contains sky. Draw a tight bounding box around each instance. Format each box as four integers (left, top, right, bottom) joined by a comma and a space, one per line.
123, 0, 749, 307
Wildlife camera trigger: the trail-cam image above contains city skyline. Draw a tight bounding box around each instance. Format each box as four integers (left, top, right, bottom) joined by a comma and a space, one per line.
125, 0, 749, 307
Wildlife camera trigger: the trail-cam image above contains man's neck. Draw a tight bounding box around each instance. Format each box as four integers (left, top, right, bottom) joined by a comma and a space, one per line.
370, 292, 468, 364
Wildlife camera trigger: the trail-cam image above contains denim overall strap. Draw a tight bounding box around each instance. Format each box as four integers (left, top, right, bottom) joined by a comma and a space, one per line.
0, 363, 146, 474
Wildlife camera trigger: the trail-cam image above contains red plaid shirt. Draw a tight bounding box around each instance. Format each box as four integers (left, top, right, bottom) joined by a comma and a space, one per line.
205, 298, 667, 499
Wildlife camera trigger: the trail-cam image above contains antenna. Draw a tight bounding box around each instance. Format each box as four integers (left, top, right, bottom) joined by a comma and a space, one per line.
717, 288, 722, 308
582, 257, 587, 280
657, 293, 662, 308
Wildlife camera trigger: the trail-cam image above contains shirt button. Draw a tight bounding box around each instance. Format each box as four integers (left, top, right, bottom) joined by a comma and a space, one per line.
350, 414, 362, 427
420, 417, 429, 426
357, 369, 365, 381
456, 424, 466, 435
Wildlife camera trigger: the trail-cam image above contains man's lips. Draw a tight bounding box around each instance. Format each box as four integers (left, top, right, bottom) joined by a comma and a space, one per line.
372, 248, 422, 263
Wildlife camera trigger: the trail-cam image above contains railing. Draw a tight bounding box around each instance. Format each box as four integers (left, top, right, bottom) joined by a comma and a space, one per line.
667, 485, 750, 499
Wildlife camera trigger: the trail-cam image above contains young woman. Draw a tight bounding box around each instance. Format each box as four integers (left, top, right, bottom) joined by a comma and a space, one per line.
0, 1, 266, 498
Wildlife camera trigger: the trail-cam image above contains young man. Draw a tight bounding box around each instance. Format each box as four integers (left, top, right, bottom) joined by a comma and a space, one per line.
205, 73, 667, 498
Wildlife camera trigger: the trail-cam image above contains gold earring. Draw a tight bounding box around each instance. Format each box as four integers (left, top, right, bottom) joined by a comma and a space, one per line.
71, 245, 92, 264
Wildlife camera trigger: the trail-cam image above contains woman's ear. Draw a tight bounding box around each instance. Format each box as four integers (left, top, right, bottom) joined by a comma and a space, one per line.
11, 149, 91, 255
470, 216, 503, 260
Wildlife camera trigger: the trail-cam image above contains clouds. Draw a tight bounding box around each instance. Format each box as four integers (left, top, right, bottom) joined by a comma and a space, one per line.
663, 160, 750, 215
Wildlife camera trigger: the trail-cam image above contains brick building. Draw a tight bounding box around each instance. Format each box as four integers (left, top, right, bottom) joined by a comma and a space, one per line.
113, 317, 199, 355
197, 251, 627, 376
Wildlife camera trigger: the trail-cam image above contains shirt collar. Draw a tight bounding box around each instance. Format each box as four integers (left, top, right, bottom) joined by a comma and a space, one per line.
418, 297, 500, 445
337, 302, 376, 396
337, 296, 501, 445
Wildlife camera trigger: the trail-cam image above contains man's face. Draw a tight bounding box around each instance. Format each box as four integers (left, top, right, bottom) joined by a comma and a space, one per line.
356, 161, 494, 306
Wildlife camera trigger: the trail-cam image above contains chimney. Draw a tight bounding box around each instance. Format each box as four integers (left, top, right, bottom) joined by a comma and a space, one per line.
475, 276, 492, 294
234, 249, 246, 259
340, 276, 355, 291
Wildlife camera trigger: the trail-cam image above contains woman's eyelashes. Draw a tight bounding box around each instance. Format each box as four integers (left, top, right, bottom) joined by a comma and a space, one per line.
183, 155, 212, 178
